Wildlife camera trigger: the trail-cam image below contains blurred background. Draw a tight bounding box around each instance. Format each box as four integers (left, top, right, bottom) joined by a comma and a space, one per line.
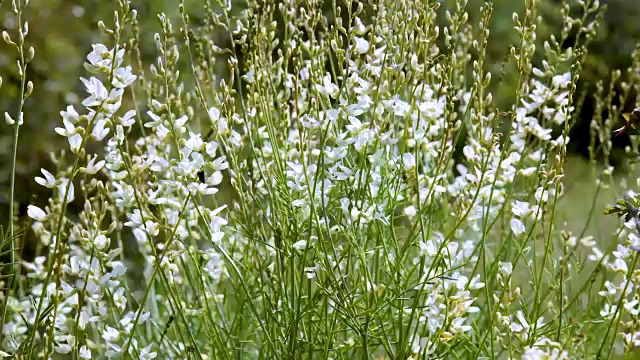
0, 0, 639, 247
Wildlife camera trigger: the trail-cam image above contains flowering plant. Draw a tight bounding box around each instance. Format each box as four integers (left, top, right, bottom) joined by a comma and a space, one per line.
1, 0, 640, 359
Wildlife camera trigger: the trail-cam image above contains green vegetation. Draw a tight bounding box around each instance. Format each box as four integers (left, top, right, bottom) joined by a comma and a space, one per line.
2, 0, 640, 358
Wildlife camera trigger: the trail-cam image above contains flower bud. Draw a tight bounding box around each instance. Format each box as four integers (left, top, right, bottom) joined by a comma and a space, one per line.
27, 46, 35, 62
2, 31, 14, 46
25, 81, 33, 98
5, 112, 14, 125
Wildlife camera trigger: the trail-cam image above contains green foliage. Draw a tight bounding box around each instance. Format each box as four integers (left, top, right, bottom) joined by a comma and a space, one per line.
4, 0, 640, 359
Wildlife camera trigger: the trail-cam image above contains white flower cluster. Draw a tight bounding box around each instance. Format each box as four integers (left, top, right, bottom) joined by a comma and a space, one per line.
582, 194, 640, 353
3, 36, 227, 357
1, 0, 631, 358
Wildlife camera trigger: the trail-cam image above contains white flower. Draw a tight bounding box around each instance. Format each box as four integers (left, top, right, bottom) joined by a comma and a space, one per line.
419, 240, 437, 257
535, 187, 549, 203
4, 112, 14, 125
404, 205, 417, 218
300, 115, 320, 129
304, 266, 317, 279
55, 119, 77, 138
346, 103, 366, 116
208, 106, 220, 122
207, 171, 223, 186
552, 72, 571, 89
118, 109, 136, 127
27, 205, 47, 222
588, 247, 605, 262
530, 122, 552, 141
206, 142, 219, 157
325, 109, 340, 124
293, 240, 307, 251
54, 117, 84, 153
523, 346, 547, 360
354, 37, 369, 54
112, 66, 137, 88
211, 231, 224, 243
102, 325, 120, 343
35, 168, 57, 188
82, 155, 106, 174
175, 115, 188, 128
388, 97, 410, 116
54, 343, 72, 354
146, 110, 162, 128
598, 280, 617, 296
115, 124, 125, 144
630, 233, 640, 251
91, 119, 110, 141
499, 261, 513, 275
94, 234, 110, 250
85, 44, 124, 72
451, 317, 471, 333
611, 258, 629, 273
512, 200, 531, 218
139, 344, 158, 360
519, 167, 537, 176
86, 44, 111, 67
624, 299, 640, 316
510, 311, 529, 333
156, 124, 169, 140
211, 156, 229, 171
204, 251, 223, 279
68, 133, 83, 153
81, 77, 108, 107
103, 88, 124, 114
600, 303, 617, 318
315, 73, 338, 98
61, 105, 81, 123
105, 343, 124, 358
79, 345, 92, 359
185, 132, 204, 151
403, 153, 416, 169
242, 68, 255, 84
58, 179, 75, 203
510, 218, 526, 236
133, 228, 148, 244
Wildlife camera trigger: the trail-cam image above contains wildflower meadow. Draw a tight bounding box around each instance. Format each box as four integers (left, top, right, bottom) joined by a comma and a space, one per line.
2, 0, 640, 358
